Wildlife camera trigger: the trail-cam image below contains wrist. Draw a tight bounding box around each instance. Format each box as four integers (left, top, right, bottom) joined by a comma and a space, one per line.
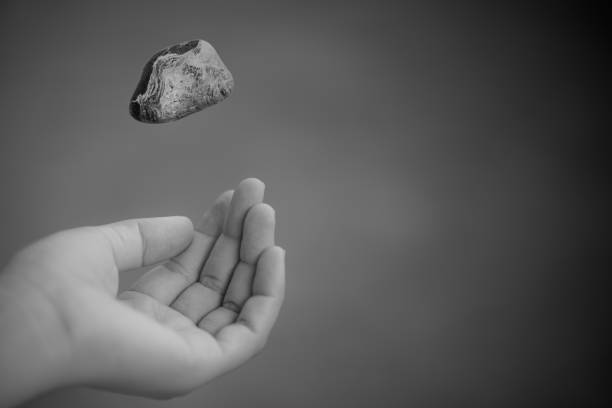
0, 270, 77, 406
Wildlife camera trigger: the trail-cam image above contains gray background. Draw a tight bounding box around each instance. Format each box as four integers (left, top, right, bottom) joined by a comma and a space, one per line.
1, 1, 608, 407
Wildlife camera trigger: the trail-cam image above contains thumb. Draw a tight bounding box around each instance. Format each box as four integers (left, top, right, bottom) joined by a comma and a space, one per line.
98, 216, 194, 272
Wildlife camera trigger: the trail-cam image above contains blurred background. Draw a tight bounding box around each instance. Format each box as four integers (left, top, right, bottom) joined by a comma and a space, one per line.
0, 1, 609, 407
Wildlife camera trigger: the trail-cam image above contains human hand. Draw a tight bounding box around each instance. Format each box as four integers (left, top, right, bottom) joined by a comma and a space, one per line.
0, 178, 284, 406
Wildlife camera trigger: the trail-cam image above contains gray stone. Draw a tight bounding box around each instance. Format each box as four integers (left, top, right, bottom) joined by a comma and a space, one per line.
130, 39, 234, 123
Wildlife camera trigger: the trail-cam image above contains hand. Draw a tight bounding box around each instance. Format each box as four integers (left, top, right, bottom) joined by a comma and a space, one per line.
0, 178, 285, 405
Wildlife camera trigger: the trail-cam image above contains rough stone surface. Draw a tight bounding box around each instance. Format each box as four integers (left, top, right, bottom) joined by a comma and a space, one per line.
130, 39, 234, 123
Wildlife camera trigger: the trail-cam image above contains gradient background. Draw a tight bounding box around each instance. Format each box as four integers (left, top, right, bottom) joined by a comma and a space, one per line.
0, 1, 609, 407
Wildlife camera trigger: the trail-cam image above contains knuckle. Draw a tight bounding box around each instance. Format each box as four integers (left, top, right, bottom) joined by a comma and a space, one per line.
165, 259, 191, 282
200, 275, 225, 293
222, 300, 242, 313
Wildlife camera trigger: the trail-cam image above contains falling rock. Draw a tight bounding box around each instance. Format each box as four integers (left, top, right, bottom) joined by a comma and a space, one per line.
129, 39, 234, 123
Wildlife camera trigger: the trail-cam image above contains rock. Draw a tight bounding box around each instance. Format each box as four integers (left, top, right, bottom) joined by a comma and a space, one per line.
129, 39, 234, 123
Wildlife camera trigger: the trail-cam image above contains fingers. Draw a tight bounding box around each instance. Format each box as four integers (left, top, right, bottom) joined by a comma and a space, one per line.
196, 190, 234, 236
215, 246, 285, 364
240, 203, 276, 264
224, 204, 275, 309
224, 178, 266, 239
199, 178, 265, 291
100, 216, 194, 272
127, 191, 232, 305
240, 246, 286, 332
197, 204, 275, 332
170, 179, 265, 322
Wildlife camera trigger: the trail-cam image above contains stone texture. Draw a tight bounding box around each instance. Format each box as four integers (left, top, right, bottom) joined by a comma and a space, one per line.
130, 39, 234, 123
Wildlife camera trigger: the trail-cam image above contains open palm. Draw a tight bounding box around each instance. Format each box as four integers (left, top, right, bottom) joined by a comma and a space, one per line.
6, 178, 284, 399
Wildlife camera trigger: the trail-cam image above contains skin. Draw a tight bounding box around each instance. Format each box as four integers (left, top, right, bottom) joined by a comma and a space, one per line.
0, 178, 285, 407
